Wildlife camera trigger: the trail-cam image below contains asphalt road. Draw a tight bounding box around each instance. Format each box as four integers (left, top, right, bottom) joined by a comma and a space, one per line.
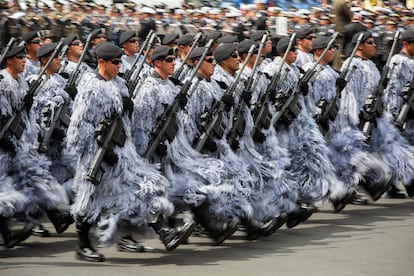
1, 198, 414, 276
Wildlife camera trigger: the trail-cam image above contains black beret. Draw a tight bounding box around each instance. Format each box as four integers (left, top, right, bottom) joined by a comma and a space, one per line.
162, 33, 179, 45
177, 34, 194, 46
217, 35, 237, 45
237, 39, 256, 54
62, 35, 79, 46
95, 42, 123, 59
213, 43, 237, 63
37, 42, 58, 58
401, 30, 414, 42
22, 30, 42, 43
249, 30, 266, 41
205, 31, 222, 42
351, 31, 372, 44
311, 35, 331, 51
151, 45, 176, 62
91, 28, 105, 39
188, 47, 212, 59
119, 30, 137, 45
276, 36, 297, 54
296, 26, 314, 39
4, 45, 25, 59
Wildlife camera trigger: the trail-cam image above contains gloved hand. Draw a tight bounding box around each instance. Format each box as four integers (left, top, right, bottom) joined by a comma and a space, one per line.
24, 93, 34, 109
336, 77, 347, 91
175, 92, 188, 109
155, 142, 168, 156
0, 136, 16, 154
299, 82, 308, 96
241, 90, 252, 104
221, 94, 235, 111
253, 131, 266, 143
268, 90, 277, 103
51, 128, 66, 140
230, 139, 239, 151
122, 96, 134, 115
59, 72, 70, 79
204, 138, 217, 153
104, 150, 118, 165
65, 85, 78, 100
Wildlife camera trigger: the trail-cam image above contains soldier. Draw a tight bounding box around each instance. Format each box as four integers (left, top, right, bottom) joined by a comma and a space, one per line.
294, 26, 315, 69
174, 34, 196, 80
118, 30, 140, 74
82, 28, 107, 71
66, 42, 193, 262
22, 30, 43, 78
60, 34, 91, 75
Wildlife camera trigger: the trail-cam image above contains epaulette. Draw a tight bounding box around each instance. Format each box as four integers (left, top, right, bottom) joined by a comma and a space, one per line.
216, 80, 228, 90
169, 76, 183, 86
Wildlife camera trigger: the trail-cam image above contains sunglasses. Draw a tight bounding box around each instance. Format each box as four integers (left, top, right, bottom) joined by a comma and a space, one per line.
305, 35, 316, 40
204, 57, 216, 63
71, 41, 83, 46
14, 52, 26, 59
329, 45, 339, 50
230, 52, 239, 59
162, 57, 175, 63
128, 39, 139, 43
290, 46, 298, 52
108, 59, 122, 65
95, 35, 106, 39
30, 39, 42, 44
365, 40, 375, 45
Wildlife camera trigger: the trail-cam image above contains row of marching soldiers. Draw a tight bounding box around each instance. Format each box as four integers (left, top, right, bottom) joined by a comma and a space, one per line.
1, 26, 414, 262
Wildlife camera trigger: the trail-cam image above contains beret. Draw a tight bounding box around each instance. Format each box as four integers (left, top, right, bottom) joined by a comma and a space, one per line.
177, 34, 194, 46
401, 30, 414, 42
311, 35, 332, 51
276, 36, 297, 54
351, 31, 372, 44
217, 35, 237, 45
151, 45, 176, 62
37, 42, 58, 58
162, 33, 179, 45
188, 47, 211, 59
4, 45, 25, 59
237, 39, 256, 54
249, 30, 266, 41
22, 30, 41, 43
213, 43, 237, 63
95, 42, 123, 59
119, 30, 136, 45
205, 31, 222, 42
296, 26, 314, 39
62, 35, 79, 46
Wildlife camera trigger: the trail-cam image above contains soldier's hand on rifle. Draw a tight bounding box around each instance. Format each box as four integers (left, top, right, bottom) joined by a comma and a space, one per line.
122, 96, 134, 116
253, 131, 266, 143
268, 89, 277, 103
65, 85, 78, 100
0, 135, 16, 154
23, 93, 34, 109
52, 128, 66, 141
299, 82, 309, 96
175, 92, 188, 109
230, 139, 239, 151
155, 142, 168, 156
336, 77, 347, 91
241, 90, 252, 104
103, 150, 119, 165
204, 138, 217, 153
221, 94, 235, 111
360, 109, 375, 122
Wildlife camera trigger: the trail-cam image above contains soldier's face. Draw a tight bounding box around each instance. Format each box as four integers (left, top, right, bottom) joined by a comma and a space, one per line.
198, 55, 216, 78
101, 58, 122, 78
68, 40, 84, 57
159, 55, 176, 76
123, 37, 139, 54
9, 52, 26, 74
27, 37, 43, 54
285, 48, 298, 64
360, 38, 376, 58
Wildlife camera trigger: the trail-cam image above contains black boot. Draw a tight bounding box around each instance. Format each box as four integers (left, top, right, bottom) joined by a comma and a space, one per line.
45, 209, 74, 234
117, 235, 153, 252
286, 203, 316, 229
387, 185, 408, 199
332, 189, 357, 213
192, 202, 239, 245
0, 216, 34, 248
149, 215, 195, 251
242, 215, 286, 240
75, 218, 105, 262
360, 176, 392, 201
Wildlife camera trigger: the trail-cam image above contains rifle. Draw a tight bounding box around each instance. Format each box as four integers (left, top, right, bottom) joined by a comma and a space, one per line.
227, 34, 266, 148
0, 37, 15, 67
172, 32, 202, 80
318, 32, 360, 129
395, 79, 414, 131
360, 31, 400, 141
145, 39, 214, 160
0, 40, 63, 142
195, 42, 254, 152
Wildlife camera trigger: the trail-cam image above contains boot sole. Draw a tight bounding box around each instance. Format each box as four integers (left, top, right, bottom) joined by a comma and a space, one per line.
165, 222, 196, 251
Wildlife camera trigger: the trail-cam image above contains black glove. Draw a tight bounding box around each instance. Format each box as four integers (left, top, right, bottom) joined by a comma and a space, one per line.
253, 131, 266, 143
169, 77, 183, 86
360, 110, 375, 122
299, 82, 308, 96
65, 85, 78, 100
175, 92, 188, 109
24, 93, 34, 109
230, 139, 239, 151
155, 142, 168, 156
122, 96, 134, 115
51, 128, 66, 140
268, 90, 277, 103
59, 72, 70, 79
103, 150, 118, 166
221, 94, 235, 111
204, 138, 217, 153
336, 77, 347, 91
0, 136, 16, 154
241, 90, 252, 104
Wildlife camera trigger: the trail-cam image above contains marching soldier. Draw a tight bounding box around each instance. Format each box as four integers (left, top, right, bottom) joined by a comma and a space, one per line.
118, 30, 140, 74
22, 30, 43, 78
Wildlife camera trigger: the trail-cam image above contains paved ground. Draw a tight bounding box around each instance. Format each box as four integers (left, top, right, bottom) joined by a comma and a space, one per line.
1, 198, 414, 276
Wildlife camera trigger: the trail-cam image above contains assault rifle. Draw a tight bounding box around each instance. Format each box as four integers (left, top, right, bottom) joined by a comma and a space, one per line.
318, 32, 359, 130
395, 79, 414, 131
227, 34, 266, 148
172, 32, 202, 81
195, 43, 254, 152
145, 39, 214, 160
0, 37, 15, 67
0, 40, 63, 143
360, 31, 400, 141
